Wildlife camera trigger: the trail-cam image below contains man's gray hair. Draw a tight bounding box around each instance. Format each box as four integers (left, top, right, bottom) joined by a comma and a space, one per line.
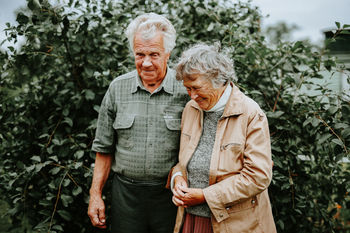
176, 43, 236, 88
125, 13, 176, 53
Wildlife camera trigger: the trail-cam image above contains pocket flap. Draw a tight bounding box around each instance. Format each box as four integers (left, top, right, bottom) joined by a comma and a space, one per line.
164, 118, 181, 131
113, 114, 135, 129
225, 196, 258, 213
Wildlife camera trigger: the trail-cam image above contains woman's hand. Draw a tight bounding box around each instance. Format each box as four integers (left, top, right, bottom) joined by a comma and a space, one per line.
172, 176, 206, 207
178, 186, 206, 207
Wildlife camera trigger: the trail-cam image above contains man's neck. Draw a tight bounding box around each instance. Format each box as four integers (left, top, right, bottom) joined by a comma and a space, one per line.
142, 79, 164, 93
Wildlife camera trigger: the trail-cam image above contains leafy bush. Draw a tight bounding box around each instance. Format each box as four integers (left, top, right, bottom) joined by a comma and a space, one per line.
0, 0, 349, 232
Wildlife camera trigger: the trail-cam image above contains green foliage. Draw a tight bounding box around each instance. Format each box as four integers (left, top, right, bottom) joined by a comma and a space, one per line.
1, 0, 349, 232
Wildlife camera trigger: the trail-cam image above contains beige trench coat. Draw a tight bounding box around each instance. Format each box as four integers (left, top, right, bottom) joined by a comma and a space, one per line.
168, 83, 277, 233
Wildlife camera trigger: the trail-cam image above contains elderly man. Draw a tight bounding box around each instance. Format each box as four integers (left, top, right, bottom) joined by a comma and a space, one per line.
88, 13, 189, 233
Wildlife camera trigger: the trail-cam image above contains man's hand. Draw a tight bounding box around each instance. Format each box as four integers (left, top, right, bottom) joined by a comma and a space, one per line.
88, 194, 107, 229
172, 175, 188, 206
87, 152, 112, 229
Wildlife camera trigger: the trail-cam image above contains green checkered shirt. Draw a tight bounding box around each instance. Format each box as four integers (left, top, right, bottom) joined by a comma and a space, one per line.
92, 68, 189, 181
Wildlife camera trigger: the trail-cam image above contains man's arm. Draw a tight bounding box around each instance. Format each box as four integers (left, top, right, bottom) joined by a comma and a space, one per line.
88, 152, 113, 229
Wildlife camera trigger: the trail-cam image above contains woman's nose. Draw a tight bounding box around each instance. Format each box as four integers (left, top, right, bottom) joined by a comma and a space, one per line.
190, 91, 198, 100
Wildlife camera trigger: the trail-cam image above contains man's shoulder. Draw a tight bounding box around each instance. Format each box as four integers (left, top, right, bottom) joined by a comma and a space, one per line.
109, 70, 137, 87
167, 68, 188, 94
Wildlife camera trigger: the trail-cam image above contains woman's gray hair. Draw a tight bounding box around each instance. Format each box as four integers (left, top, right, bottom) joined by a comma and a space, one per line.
125, 13, 176, 54
176, 43, 236, 88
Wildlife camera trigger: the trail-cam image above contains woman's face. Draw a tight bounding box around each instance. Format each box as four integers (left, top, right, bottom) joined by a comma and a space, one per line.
183, 74, 225, 111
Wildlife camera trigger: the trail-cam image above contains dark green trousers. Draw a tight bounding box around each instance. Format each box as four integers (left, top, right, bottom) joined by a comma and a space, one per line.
111, 174, 177, 233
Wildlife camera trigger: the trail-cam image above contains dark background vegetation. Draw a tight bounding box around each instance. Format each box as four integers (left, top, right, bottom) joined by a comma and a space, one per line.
0, 0, 349, 232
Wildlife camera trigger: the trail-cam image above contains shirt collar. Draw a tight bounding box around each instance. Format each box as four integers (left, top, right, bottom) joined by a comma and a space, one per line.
131, 67, 174, 95
205, 84, 232, 112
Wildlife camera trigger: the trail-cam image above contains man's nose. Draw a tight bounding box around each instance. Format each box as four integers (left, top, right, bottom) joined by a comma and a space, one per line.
143, 56, 152, 67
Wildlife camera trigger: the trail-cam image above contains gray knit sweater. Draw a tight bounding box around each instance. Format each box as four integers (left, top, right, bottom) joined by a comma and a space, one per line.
186, 110, 223, 217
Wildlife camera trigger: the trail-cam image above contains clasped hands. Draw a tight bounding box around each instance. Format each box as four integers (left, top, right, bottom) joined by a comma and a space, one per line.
171, 175, 206, 208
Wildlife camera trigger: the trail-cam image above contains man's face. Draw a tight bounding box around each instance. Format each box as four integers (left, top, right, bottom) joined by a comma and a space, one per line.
133, 31, 170, 87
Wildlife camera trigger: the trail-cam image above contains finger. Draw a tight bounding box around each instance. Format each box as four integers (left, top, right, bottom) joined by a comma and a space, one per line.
174, 187, 186, 198
178, 185, 191, 194
172, 195, 184, 206
98, 207, 106, 225
90, 212, 101, 226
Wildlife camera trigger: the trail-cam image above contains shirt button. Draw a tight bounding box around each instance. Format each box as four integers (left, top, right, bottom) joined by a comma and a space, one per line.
219, 213, 223, 218
251, 199, 256, 204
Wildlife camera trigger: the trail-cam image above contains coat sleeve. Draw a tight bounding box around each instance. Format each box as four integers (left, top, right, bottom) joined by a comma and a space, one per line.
166, 104, 191, 189
203, 107, 273, 223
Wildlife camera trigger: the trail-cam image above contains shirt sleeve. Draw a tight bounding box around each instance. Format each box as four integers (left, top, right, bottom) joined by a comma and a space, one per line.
91, 86, 116, 154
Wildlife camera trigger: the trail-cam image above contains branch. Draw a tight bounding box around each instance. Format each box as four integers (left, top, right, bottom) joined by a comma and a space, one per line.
46, 117, 62, 148
315, 114, 348, 154
48, 170, 69, 233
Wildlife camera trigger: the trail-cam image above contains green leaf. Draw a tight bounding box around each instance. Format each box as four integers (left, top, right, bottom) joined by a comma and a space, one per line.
93, 105, 100, 113
331, 138, 343, 146
16, 13, 29, 24
319, 133, 332, 144
72, 186, 82, 196
57, 210, 72, 221
85, 89, 95, 100
31, 155, 41, 162
63, 117, 73, 127
342, 127, 350, 138
74, 161, 83, 169
49, 156, 59, 162
74, 150, 84, 159
50, 167, 61, 175
335, 21, 341, 29
267, 111, 284, 118
61, 194, 73, 207
303, 117, 312, 127
52, 225, 64, 231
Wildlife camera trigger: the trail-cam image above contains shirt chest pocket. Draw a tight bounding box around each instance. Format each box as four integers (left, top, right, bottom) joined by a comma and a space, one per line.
113, 114, 135, 129
113, 114, 135, 149
164, 118, 181, 131
218, 142, 244, 174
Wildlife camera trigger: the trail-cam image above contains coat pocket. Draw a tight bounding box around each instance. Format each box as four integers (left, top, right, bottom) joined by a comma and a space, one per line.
223, 197, 261, 233
218, 142, 244, 174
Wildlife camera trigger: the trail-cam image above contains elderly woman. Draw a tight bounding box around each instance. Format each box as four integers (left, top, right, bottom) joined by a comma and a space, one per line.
168, 44, 277, 233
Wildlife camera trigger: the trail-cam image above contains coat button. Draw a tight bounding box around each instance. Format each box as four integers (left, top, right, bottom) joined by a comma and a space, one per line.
219, 213, 223, 218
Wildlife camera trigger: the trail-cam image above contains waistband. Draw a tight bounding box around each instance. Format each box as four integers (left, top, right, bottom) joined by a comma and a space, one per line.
114, 173, 166, 186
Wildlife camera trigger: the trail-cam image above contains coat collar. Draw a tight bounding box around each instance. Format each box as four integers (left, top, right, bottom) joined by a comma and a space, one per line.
189, 82, 244, 117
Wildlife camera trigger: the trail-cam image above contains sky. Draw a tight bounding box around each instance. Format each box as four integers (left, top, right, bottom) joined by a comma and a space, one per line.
248, 0, 350, 43
0, 0, 349, 50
